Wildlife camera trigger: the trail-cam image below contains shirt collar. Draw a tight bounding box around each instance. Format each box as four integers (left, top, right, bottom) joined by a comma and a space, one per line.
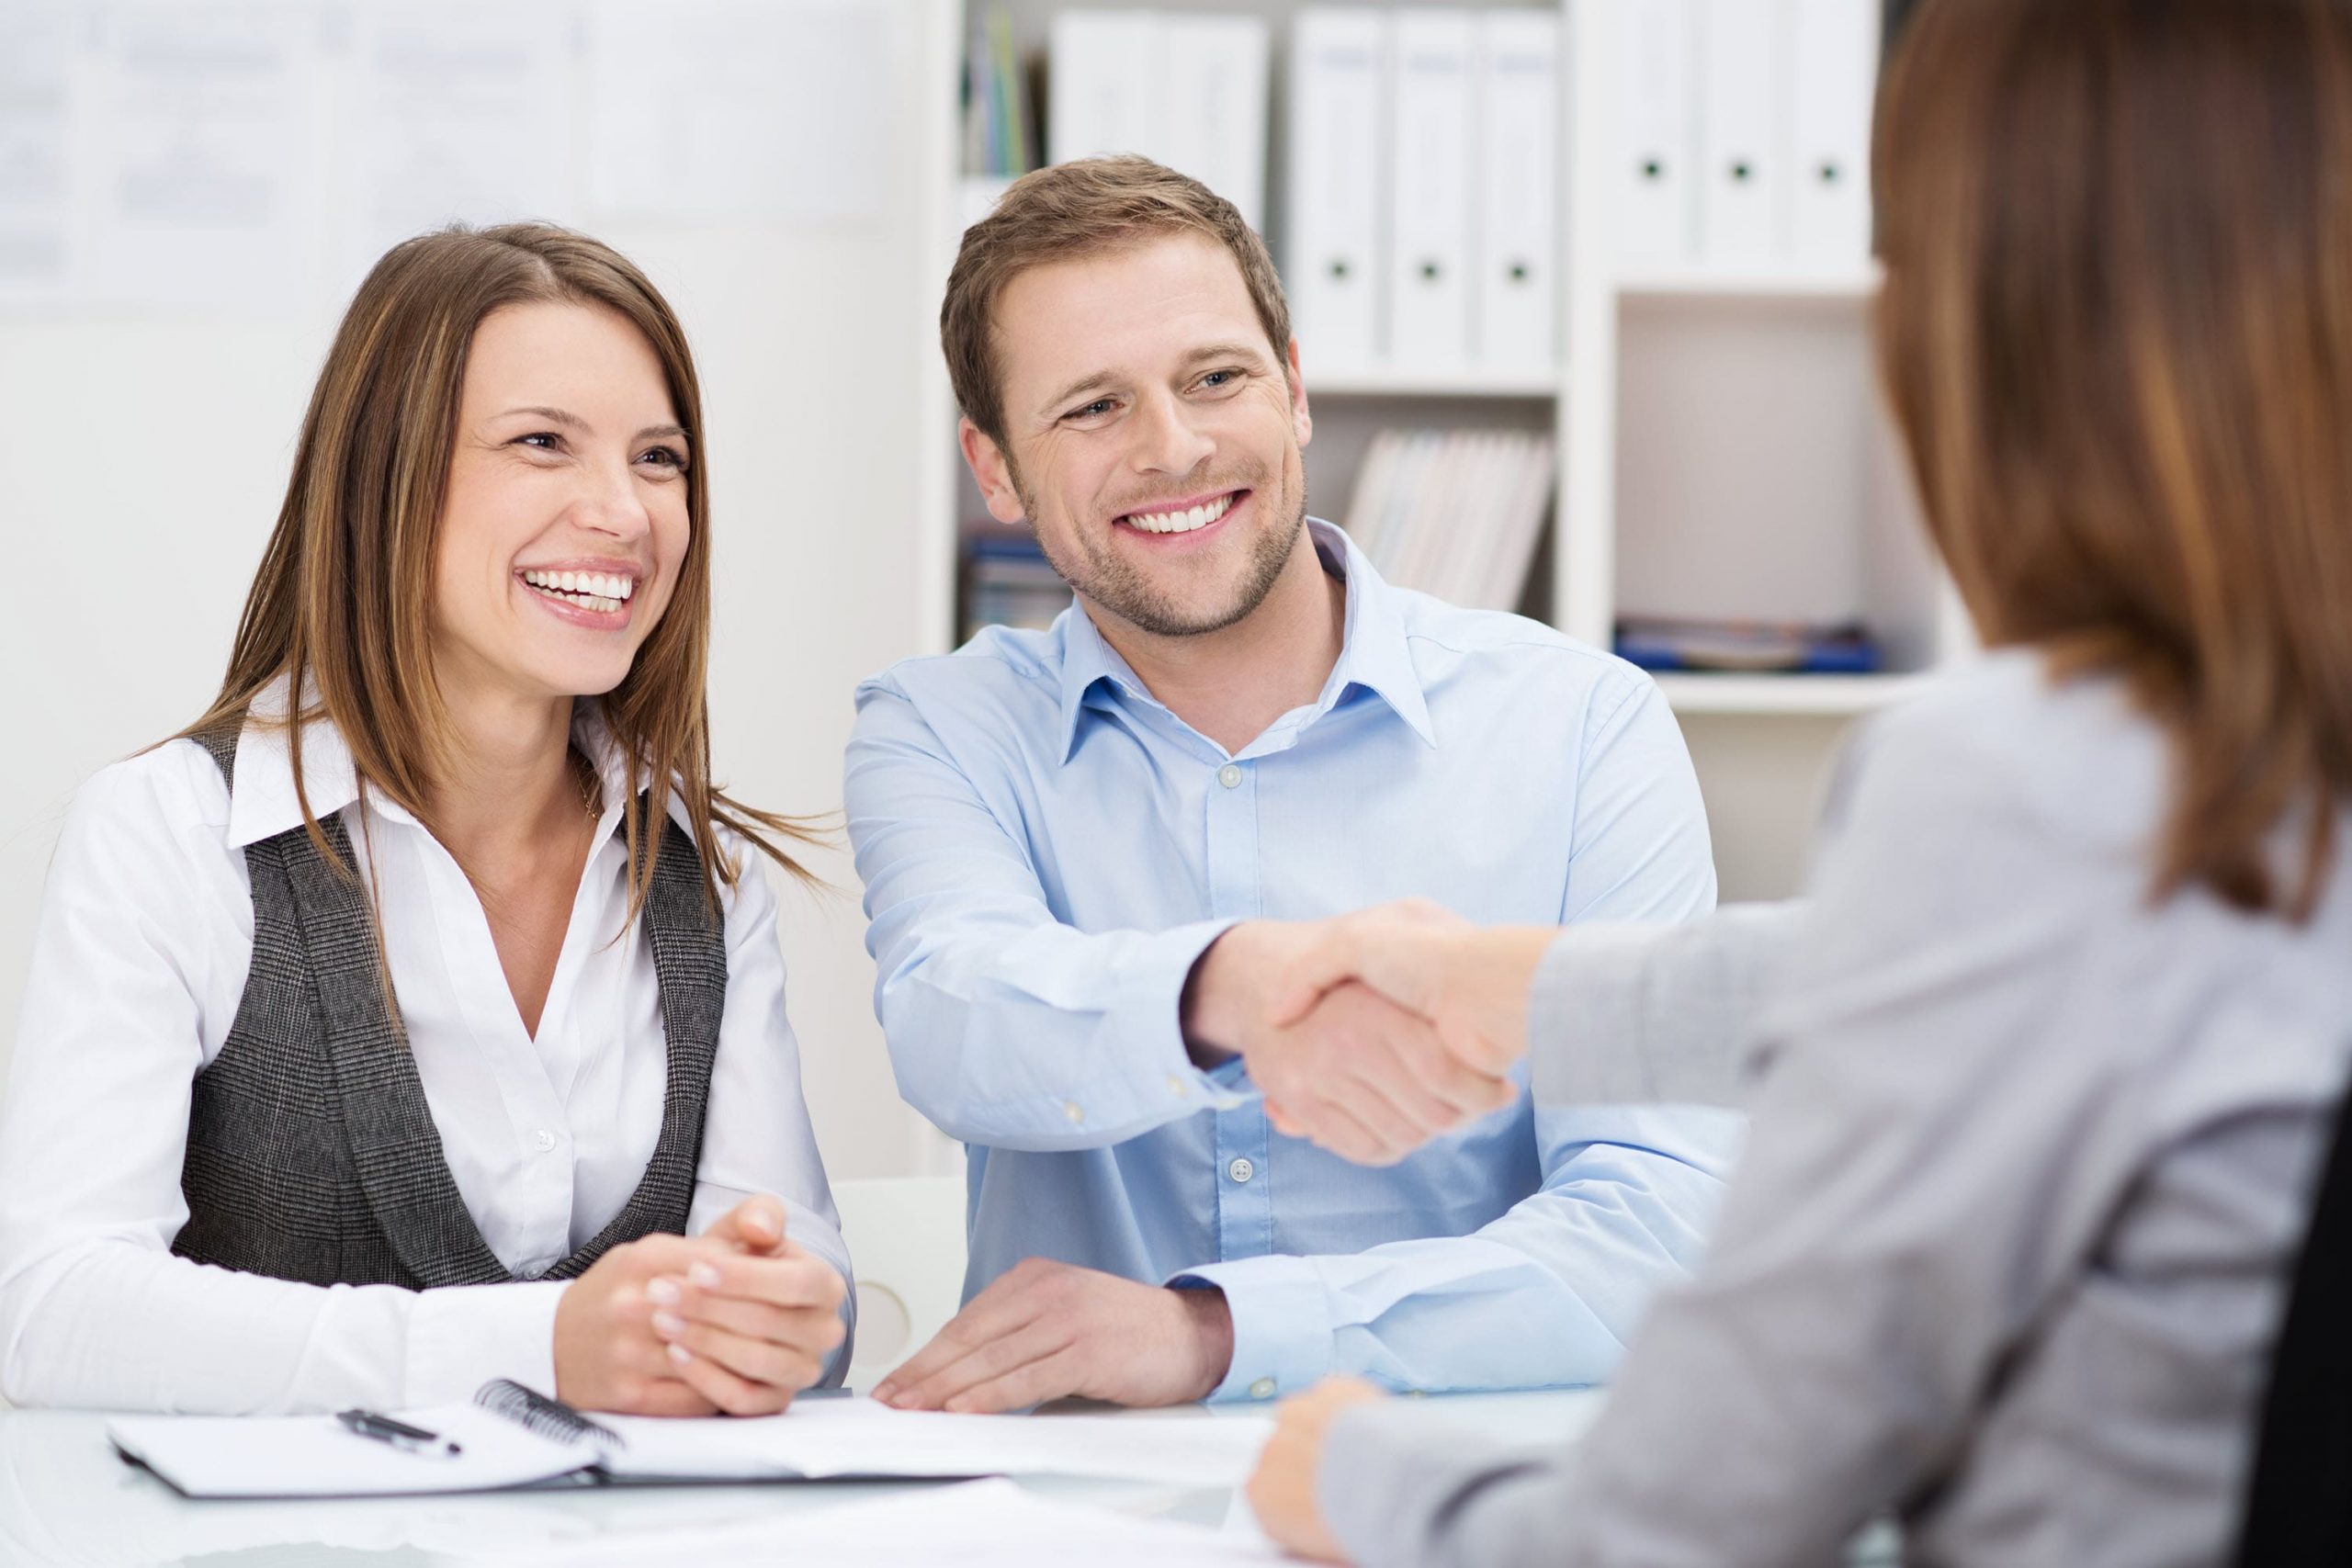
1052, 517, 1436, 765
1054, 600, 1151, 764
1315, 519, 1437, 749
226, 674, 645, 848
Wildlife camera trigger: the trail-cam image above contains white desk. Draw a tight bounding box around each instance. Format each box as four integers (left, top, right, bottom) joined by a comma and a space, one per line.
0, 1391, 1609, 1566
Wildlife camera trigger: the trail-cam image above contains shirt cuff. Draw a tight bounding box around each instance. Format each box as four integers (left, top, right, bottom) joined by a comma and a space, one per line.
1168, 1254, 1333, 1403
990, 918, 1250, 1142
1122, 917, 1249, 1105
402, 1280, 570, 1405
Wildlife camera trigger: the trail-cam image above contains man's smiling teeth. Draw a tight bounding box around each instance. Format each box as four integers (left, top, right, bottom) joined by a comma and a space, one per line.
1121, 493, 1235, 535
522, 569, 636, 613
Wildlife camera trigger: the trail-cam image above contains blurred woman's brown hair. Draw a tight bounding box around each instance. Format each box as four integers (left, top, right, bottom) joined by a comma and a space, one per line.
1875, 0, 2352, 918
183, 222, 815, 911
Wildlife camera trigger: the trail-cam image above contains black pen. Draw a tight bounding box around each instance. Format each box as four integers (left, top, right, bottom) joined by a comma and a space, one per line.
335, 1408, 464, 1459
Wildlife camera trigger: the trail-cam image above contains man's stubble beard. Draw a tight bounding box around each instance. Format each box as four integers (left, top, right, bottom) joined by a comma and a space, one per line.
1014, 462, 1309, 640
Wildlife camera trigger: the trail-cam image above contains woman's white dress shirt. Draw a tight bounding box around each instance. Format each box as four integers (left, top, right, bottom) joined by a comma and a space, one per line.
0, 687, 848, 1414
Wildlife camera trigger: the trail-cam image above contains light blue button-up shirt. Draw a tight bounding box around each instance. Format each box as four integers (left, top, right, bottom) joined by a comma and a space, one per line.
845, 522, 1742, 1401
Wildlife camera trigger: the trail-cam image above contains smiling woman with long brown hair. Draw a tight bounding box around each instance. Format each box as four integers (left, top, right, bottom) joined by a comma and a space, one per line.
1244, 0, 2352, 1562
0, 224, 851, 1417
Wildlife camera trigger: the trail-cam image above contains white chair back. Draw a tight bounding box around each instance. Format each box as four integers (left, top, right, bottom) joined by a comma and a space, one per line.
829, 1175, 969, 1386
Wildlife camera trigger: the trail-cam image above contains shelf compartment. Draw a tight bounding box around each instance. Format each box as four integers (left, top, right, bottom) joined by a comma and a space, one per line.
1652, 671, 1928, 716
1616, 265, 1883, 303
1306, 367, 1562, 400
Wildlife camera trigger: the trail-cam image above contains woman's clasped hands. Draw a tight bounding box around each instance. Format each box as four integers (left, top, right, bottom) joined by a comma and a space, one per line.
553, 1194, 847, 1416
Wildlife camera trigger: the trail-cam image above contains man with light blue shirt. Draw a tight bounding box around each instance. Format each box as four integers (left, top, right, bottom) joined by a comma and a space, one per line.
850, 156, 1737, 1413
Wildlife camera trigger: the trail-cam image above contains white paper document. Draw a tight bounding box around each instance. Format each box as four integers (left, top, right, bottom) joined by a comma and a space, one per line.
505, 1479, 1291, 1568
599, 1396, 1273, 1490
584, 0, 888, 226
109, 1403, 589, 1500
111, 1393, 1272, 1498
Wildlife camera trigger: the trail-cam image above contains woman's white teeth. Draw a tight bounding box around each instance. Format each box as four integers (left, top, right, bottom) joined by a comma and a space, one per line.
1125, 493, 1234, 534
522, 569, 636, 608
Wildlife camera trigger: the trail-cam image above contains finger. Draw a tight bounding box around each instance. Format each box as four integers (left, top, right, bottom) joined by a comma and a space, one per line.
1348, 995, 1510, 1129
602, 1233, 725, 1279
663, 1340, 794, 1416
892, 1320, 1072, 1412
1339, 1005, 1478, 1134
1263, 1095, 1309, 1140
683, 1251, 847, 1311
941, 1346, 1091, 1415
1382, 897, 1468, 930
705, 1194, 789, 1254
874, 1280, 1038, 1402
658, 1282, 846, 1354
1283, 1088, 1402, 1166
1261, 925, 1365, 1030
659, 1318, 824, 1393
1366, 994, 1517, 1120
1319, 1077, 1422, 1163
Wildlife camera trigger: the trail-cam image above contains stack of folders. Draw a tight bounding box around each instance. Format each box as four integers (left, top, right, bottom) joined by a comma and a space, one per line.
962, 536, 1072, 640
1288, 9, 1560, 378
1615, 616, 1883, 674
1613, 0, 1882, 272
962, 6, 1035, 180
1048, 10, 1272, 231
1341, 430, 1555, 612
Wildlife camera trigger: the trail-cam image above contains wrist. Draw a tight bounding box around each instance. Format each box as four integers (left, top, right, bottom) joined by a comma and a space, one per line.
1182, 922, 1268, 1063
1172, 1285, 1236, 1401
1468, 928, 1557, 1056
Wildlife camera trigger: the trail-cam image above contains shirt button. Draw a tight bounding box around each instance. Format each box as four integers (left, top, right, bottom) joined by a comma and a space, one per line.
1216, 763, 1242, 789
1227, 1156, 1255, 1183
1063, 1100, 1085, 1124
533, 1129, 556, 1154
1250, 1377, 1277, 1400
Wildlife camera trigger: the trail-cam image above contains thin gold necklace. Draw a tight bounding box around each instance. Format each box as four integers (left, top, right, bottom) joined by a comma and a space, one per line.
568, 744, 603, 820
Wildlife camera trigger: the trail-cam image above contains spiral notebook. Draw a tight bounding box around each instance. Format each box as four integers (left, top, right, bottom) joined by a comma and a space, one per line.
107, 1380, 1272, 1499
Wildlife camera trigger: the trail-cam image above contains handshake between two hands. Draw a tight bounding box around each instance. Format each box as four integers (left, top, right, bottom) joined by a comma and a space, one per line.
539, 902, 1555, 1425
1187, 898, 1560, 1168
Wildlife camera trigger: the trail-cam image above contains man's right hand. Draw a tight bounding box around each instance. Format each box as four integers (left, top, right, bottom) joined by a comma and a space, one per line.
1270, 901, 1559, 1081
1182, 920, 1518, 1165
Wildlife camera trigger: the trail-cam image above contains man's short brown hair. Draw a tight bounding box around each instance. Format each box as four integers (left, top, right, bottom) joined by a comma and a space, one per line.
940, 155, 1293, 450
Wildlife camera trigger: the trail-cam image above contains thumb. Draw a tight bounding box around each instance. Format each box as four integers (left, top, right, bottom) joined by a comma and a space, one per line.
1262, 927, 1363, 1031
710, 1194, 789, 1253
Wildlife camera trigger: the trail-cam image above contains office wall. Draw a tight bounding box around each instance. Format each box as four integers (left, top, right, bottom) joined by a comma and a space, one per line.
0, 4, 958, 1182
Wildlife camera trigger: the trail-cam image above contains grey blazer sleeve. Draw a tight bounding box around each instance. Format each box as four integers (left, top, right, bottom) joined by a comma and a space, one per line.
1320, 1404, 1571, 1568
1525, 902, 1805, 1110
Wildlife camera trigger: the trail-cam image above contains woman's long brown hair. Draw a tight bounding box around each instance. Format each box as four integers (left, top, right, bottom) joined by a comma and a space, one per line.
183, 221, 819, 911
1876, 0, 2352, 918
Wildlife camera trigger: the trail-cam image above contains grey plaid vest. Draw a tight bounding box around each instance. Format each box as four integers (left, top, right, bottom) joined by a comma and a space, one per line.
172, 723, 725, 1289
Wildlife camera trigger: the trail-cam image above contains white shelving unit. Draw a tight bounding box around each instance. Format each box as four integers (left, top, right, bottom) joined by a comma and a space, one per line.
932, 0, 1959, 897
1557, 0, 1966, 892
1306, 367, 1562, 400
